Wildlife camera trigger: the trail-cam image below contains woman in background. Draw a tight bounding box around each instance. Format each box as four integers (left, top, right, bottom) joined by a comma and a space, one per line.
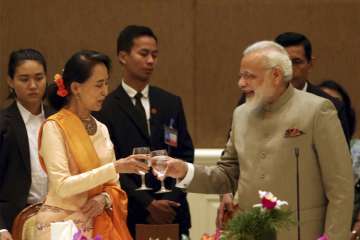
35, 50, 148, 240
0, 49, 52, 240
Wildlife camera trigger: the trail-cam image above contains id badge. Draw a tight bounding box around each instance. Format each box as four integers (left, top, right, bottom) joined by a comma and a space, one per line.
164, 125, 178, 147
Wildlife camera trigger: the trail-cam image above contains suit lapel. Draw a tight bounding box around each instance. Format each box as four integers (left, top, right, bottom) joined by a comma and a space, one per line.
114, 86, 150, 140
148, 87, 164, 145
7, 102, 31, 172
306, 82, 316, 94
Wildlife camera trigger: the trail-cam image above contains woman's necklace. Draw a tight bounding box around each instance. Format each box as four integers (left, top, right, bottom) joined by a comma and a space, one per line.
80, 116, 97, 135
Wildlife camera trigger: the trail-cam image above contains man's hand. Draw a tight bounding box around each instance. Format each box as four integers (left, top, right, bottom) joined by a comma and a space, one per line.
0, 230, 13, 240
146, 200, 180, 224
216, 193, 234, 229
154, 157, 187, 180
81, 194, 106, 220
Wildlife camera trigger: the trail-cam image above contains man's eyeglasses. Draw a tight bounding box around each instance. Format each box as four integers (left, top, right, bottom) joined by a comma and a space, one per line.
238, 71, 257, 80
291, 58, 308, 65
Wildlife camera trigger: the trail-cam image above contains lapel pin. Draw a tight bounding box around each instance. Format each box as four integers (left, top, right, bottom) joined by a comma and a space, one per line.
151, 108, 157, 115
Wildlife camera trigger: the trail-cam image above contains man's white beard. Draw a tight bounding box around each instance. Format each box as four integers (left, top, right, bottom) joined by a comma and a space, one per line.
245, 83, 275, 112
245, 92, 265, 111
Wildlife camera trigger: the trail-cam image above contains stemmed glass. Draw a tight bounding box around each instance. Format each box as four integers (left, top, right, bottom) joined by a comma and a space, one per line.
151, 149, 171, 193
133, 147, 152, 191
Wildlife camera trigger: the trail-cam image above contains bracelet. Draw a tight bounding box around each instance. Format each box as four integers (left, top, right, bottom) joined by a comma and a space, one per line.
101, 192, 112, 209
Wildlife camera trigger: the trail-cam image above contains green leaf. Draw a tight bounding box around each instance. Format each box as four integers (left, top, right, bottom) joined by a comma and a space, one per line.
222, 207, 295, 240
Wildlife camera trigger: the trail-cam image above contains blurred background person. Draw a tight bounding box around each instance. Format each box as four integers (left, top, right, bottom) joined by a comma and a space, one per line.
318, 80, 356, 142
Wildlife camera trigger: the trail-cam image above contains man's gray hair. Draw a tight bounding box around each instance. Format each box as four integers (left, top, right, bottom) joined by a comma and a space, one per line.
243, 41, 293, 82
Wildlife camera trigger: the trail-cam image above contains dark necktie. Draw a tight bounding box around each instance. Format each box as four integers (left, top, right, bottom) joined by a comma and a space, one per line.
134, 92, 148, 134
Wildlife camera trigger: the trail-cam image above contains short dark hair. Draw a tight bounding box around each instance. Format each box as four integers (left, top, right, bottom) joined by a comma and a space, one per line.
319, 79, 356, 137
274, 32, 312, 62
48, 50, 111, 110
116, 25, 157, 54
8, 48, 47, 79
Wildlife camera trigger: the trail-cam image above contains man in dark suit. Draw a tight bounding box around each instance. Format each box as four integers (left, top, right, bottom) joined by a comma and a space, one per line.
95, 25, 194, 238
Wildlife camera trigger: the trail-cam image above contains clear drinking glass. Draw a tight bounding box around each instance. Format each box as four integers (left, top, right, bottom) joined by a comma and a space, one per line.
151, 149, 171, 193
133, 147, 152, 191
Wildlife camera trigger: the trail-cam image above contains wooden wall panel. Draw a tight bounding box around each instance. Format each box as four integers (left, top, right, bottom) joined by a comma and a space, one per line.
195, 0, 360, 147
1, 0, 359, 147
0, 0, 196, 135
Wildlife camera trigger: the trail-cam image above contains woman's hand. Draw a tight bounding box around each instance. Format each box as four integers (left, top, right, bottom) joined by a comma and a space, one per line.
81, 194, 106, 220
114, 154, 149, 174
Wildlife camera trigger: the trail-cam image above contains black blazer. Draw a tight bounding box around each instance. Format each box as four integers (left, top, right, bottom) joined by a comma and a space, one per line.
235, 82, 351, 143
94, 85, 194, 236
0, 102, 54, 230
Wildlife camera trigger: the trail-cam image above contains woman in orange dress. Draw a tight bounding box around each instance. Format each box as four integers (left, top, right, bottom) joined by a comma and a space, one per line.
34, 50, 148, 240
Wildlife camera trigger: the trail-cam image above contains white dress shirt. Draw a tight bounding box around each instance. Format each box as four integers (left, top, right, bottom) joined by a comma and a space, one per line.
122, 80, 151, 135
302, 82, 308, 91
0, 103, 48, 233
17, 101, 48, 204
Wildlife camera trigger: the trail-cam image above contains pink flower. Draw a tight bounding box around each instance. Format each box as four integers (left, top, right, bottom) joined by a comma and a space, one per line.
214, 228, 222, 240
254, 191, 288, 210
317, 234, 328, 240
72, 230, 102, 240
261, 197, 277, 209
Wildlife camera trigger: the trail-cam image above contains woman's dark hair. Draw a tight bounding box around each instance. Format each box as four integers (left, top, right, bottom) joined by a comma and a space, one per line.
7, 48, 47, 98
48, 50, 111, 110
319, 79, 356, 137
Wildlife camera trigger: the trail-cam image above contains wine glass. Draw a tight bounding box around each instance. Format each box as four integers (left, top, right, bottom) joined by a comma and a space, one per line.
133, 147, 152, 191
151, 149, 171, 193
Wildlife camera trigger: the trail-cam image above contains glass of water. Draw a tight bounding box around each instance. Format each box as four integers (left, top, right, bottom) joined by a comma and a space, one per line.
151, 149, 171, 193
133, 147, 152, 191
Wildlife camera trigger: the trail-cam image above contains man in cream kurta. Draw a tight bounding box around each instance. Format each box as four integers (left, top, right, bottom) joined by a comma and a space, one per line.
165, 41, 353, 239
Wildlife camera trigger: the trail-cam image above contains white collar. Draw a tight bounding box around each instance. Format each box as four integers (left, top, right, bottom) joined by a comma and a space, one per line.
16, 101, 44, 124
302, 82, 308, 91
121, 80, 149, 98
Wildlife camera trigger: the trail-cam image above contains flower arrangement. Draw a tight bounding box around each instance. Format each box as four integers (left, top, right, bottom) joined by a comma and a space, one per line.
72, 230, 102, 240
222, 191, 294, 240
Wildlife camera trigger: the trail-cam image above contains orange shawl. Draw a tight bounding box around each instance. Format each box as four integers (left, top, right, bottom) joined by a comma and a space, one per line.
38, 108, 132, 240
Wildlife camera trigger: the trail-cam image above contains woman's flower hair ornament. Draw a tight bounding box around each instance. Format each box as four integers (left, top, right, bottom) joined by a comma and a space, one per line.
54, 73, 68, 97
